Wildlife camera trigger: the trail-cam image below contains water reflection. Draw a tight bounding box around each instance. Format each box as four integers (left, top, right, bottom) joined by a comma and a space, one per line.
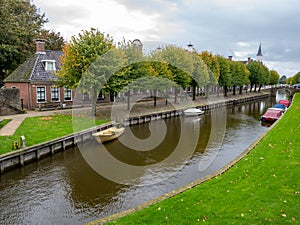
0, 97, 278, 225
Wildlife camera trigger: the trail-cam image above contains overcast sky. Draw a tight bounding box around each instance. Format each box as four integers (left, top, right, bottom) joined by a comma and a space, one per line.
33, 0, 300, 77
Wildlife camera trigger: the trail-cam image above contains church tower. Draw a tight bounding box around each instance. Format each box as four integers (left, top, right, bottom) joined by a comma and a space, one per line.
256, 43, 263, 63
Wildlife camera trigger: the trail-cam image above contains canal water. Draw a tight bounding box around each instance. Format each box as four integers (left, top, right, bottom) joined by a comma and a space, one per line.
0, 93, 287, 224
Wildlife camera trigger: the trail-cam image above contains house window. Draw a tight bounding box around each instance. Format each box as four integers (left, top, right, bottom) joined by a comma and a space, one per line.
64, 88, 72, 101
37, 86, 46, 102
42, 60, 56, 71
51, 87, 60, 102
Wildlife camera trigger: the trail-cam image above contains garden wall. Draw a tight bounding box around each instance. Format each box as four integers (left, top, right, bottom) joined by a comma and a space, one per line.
0, 89, 23, 115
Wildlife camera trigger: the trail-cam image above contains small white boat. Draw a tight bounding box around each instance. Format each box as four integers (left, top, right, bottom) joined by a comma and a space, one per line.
92, 127, 125, 143
183, 108, 204, 116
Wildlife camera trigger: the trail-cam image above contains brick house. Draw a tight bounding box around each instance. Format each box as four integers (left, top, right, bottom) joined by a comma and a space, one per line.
4, 40, 110, 110
4, 40, 74, 110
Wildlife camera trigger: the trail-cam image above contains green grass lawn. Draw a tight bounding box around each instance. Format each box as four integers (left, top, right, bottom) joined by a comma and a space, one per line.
101, 94, 300, 224
0, 119, 12, 129
0, 115, 109, 155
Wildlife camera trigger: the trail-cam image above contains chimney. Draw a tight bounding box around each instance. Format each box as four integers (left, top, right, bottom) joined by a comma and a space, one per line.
35, 39, 45, 54
228, 56, 233, 61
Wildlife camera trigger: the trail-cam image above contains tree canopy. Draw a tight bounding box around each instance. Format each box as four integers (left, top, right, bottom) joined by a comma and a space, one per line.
217, 55, 231, 96
229, 61, 250, 94
269, 70, 280, 85
35, 29, 65, 51
56, 27, 278, 112
56, 28, 114, 88
0, 0, 65, 87
246, 62, 269, 91
0, 0, 47, 85
287, 72, 300, 85
198, 51, 220, 85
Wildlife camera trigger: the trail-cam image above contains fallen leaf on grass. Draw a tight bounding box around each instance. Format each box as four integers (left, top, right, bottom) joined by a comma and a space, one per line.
268, 143, 274, 148
39, 117, 53, 121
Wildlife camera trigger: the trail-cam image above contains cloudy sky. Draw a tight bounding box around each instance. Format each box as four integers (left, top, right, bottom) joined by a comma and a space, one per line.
33, 0, 300, 77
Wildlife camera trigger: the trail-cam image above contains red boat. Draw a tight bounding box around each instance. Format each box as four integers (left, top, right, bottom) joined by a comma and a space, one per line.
279, 99, 291, 107
260, 108, 284, 122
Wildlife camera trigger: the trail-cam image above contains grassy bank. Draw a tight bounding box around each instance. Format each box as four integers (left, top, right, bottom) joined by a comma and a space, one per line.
102, 94, 300, 224
0, 115, 109, 155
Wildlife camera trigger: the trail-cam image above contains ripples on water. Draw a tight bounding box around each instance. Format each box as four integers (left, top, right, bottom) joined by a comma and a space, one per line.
0, 97, 283, 224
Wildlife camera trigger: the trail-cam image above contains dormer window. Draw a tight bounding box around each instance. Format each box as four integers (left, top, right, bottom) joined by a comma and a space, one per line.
42, 60, 56, 71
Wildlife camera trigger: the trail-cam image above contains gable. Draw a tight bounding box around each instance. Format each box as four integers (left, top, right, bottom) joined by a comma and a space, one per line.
30, 51, 63, 82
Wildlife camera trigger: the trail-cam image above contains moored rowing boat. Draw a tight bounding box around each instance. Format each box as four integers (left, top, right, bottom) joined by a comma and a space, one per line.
92, 127, 125, 143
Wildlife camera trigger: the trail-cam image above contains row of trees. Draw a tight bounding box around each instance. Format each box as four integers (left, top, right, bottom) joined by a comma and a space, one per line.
286, 72, 300, 85
0, 0, 65, 86
56, 29, 280, 115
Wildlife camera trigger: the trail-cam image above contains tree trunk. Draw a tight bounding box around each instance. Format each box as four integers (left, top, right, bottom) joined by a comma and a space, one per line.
174, 87, 178, 103
110, 91, 115, 102
224, 86, 228, 97
258, 84, 262, 92
239, 86, 243, 94
217, 85, 220, 97
233, 86, 236, 95
205, 85, 209, 99
153, 89, 157, 107
165, 89, 168, 105
192, 85, 196, 100
91, 88, 97, 116
127, 90, 130, 110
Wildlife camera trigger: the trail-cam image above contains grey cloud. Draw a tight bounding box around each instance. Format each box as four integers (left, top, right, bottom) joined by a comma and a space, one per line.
36, 0, 300, 76
41, 3, 90, 27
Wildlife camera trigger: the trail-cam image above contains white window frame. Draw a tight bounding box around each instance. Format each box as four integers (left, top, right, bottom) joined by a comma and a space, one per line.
64, 88, 72, 101
36, 86, 46, 103
51, 87, 60, 102
42, 60, 56, 71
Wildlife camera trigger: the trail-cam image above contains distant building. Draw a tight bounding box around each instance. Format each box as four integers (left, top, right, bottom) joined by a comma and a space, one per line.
256, 43, 263, 63
228, 43, 263, 64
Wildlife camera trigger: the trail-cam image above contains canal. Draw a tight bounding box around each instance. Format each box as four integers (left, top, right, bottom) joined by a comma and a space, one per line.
0, 93, 287, 224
